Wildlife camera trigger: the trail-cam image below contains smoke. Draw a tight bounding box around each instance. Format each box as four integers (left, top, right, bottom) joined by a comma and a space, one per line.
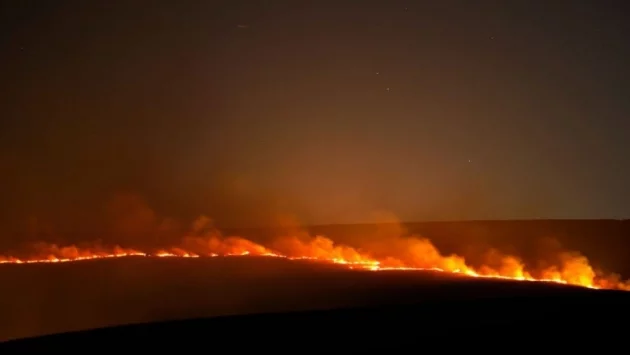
2, 192, 630, 292
180, 216, 273, 256
106, 193, 159, 240
3, 197, 630, 342
153, 211, 628, 291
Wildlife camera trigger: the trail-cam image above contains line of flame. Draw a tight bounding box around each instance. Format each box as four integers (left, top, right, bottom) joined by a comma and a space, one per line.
0, 249, 600, 290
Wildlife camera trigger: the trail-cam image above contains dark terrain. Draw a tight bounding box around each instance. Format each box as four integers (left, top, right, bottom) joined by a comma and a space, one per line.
2, 261, 628, 351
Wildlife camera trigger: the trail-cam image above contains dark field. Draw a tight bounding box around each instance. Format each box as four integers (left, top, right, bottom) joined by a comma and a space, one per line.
0, 256, 540, 341
1, 220, 629, 343
2, 256, 629, 350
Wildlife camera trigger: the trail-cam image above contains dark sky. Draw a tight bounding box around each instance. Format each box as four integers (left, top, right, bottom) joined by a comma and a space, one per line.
1, 0, 630, 234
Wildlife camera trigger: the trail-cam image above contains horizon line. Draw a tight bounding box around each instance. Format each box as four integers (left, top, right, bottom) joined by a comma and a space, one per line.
219, 218, 628, 230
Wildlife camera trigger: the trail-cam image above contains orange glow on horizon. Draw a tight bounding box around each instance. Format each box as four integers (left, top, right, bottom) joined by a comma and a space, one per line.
1, 233, 628, 292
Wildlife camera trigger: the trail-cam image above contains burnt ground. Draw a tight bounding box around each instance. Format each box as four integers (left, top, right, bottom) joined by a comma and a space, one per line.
1, 256, 629, 350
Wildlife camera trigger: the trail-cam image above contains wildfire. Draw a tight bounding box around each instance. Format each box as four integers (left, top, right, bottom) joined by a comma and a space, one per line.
1, 232, 629, 292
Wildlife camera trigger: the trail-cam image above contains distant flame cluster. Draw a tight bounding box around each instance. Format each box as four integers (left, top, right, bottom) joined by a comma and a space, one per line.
1, 230, 629, 291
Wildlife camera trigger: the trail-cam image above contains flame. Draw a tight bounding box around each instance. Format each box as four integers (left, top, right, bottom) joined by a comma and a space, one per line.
1, 232, 629, 292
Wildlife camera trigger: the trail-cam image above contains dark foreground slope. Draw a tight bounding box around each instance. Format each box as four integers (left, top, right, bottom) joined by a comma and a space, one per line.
4, 285, 628, 351
2, 257, 629, 351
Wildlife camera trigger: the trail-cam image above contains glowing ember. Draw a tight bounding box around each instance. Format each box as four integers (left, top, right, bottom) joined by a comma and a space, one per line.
1, 233, 629, 292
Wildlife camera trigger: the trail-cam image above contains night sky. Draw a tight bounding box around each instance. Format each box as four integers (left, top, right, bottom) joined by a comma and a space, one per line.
1, 1, 630, 236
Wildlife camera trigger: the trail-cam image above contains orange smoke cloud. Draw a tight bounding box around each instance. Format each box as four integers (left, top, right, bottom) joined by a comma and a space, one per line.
1, 214, 629, 292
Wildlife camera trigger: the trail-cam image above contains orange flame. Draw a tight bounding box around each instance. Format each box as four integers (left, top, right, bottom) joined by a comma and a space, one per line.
1, 232, 628, 291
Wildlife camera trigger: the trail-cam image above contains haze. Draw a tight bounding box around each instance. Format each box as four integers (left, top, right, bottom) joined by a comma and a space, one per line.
2, 1, 629, 244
